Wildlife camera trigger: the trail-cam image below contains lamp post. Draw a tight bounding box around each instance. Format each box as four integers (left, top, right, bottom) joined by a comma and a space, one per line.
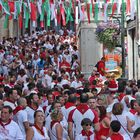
120, 5, 125, 78
112, 5, 126, 78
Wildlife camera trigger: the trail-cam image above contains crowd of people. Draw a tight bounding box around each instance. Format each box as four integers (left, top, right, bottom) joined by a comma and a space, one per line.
0, 28, 140, 140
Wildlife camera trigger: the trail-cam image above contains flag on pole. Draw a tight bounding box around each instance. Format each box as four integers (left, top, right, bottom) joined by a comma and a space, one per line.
126, 0, 131, 14
94, 2, 99, 23
8, 1, 14, 20
30, 2, 37, 21
46, 0, 51, 27
24, 3, 30, 28
60, 3, 66, 26
111, 0, 117, 17
0, 0, 10, 15
87, 2, 91, 23
3, 1, 9, 28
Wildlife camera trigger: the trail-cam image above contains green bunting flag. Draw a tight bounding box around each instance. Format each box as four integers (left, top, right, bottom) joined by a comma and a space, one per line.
24, 4, 30, 28
94, 3, 99, 23
66, 0, 73, 24
46, 0, 50, 26
0, 0, 138, 29
3, 1, 9, 28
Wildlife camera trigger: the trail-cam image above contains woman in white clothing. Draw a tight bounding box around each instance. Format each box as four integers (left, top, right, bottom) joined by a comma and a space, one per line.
49, 109, 68, 140
26, 110, 50, 140
111, 102, 133, 140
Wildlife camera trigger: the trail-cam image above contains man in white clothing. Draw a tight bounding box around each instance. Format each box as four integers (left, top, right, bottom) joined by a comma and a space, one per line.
0, 106, 23, 140
13, 97, 29, 139
25, 93, 43, 125
4, 88, 18, 110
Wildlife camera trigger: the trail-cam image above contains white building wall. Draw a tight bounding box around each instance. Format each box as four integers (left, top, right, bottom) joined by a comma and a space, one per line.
0, 17, 9, 40
137, 0, 140, 80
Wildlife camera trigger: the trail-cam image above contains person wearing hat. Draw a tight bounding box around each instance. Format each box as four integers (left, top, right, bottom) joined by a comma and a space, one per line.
108, 79, 118, 94
75, 118, 94, 140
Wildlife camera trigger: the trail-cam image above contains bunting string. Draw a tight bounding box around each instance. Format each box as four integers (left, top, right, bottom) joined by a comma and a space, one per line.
0, 0, 137, 28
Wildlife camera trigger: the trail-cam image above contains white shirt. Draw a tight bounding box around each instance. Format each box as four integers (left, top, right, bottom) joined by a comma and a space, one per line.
17, 75, 28, 84
0, 120, 24, 140
14, 110, 28, 139
75, 133, 95, 140
106, 100, 118, 113
45, 74, 52, 87
71, 80, 83, 89
45, 114, 68, 131
25, 106, 43, 124
32, 126, 50, 140
61, 105, 76, 121
61, 79, 70, 86
111, 113, 132, 140
49, 122, 68, 140
132, 113, 140, 131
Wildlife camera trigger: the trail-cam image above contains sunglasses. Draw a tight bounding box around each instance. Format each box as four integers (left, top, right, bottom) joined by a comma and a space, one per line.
85, 124, 92, 126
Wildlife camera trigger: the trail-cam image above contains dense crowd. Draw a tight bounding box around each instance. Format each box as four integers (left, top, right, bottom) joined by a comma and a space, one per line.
0, 29, 140, 140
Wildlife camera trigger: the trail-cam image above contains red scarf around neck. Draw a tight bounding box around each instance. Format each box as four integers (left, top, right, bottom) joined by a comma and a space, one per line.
77, 104, 89, 114
0, 119, 11, 129
28, 104, 38, 111
34, 124, 44, 136
5, 98, 15, 104
51, 120, 60, 129
81, 130, 93, 140
13, 106, 24, 115
65, 102, 75, 109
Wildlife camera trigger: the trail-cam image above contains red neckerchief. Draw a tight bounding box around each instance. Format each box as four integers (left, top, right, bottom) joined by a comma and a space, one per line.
34, 124, 44, 136
51, 120, 60, 129
28, 105, 38, 111
0, 119, 11, 129
81, 130, 93, 140
13, 106, 24, 115
77, 104, 89, 114
118, 93, 125, 102
5, 98, 15, 104
130, 109, 137, 115
9, 82, 15, 88
65, 102, 75, 109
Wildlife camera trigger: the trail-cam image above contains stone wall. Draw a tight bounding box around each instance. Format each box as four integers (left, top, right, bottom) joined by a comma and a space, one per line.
0, 17, 9, 41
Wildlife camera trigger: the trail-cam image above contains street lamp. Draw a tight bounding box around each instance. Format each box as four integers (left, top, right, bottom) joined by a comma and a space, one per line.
112, 11, 126, 78
120, 5, 126, 78
138, 44, 140, 57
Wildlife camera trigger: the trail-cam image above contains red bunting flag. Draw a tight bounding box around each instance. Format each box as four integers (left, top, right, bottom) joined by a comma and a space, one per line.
57, 9, 61, 25
31, 2, 37, 21
91, 0, 94, 16
87, 3, 90, 23
126, 0, 131, 14
8, 1, 14, 20
0, 5, 2, 11
50, 0, 54, 4
40, 21, 44, 27
60, 4, 66, 26
111, 1, 117, 17
19, 13, 22, 29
